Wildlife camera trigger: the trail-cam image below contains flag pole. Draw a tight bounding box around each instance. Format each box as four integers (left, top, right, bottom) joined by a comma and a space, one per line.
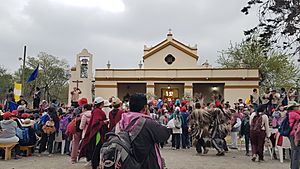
21, 45, 26, 95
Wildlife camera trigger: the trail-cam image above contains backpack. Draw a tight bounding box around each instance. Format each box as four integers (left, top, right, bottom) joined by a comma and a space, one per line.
174, 114, 182, 129
16, 127, 30, 145
99, 116, 149, 169
59, 114, 71, 133
278, 112, 296, 137
250, 115, 263, 132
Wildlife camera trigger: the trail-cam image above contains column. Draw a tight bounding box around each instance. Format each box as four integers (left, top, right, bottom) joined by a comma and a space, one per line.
146, 82, 155, 99
184, 82, 193, 99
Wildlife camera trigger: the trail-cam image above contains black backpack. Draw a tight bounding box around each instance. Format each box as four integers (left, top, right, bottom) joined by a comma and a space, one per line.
99, 116, 148, 169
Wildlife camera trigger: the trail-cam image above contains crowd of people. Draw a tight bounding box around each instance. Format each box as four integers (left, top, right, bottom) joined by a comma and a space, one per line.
0, 87, 299, 169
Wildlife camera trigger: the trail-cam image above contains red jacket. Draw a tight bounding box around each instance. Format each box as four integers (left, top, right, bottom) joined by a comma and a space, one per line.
289, 110, 300, 137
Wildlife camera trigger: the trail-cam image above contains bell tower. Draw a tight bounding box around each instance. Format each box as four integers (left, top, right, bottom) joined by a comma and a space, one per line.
68, 49, 93, 105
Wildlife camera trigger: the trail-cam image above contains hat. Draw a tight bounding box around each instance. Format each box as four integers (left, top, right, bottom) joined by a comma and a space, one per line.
175, 107, 180, 112
94, 97, 104, 104
21, 119, 34, 127
286, 101, 300, 110
181, 106, 187, 112
239, 104, 244, 107
79, 98, 88, 106
21, 113, 29, 119
112, 97, 121, 104
17, 105, 25, 111
3, 112, 12, 119
11, 110, 18, 116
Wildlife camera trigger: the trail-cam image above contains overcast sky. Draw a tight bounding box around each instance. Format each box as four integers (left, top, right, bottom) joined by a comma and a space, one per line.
0, 0, 258, 72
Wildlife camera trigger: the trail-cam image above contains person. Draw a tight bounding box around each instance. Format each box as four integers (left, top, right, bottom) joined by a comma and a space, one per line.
70, 109, 82, 164
230, 108, 242, 150
249, 104, 270, 162
0, 112, 21, 159
240, 106, 251, 156
4, 89, 15, 112
181, 106, 190, 149
210, 103, 230, 156
280, 88, 288, 106
116, 93, 170, 169
16, 95, 28, 107
70, 87, 81, 107
287, 101, 300, 169
189, 102, 211, 154
108, 97, 124, 131
250, 89, 260, 111
79, 104, 92, 139
169, 107, 183, 150
39, 107, 59, 156
79, 97, 108, 169
33, 87, 41, 109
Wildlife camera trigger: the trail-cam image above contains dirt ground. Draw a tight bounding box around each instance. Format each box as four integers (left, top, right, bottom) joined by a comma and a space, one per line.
0, 147, 289, 169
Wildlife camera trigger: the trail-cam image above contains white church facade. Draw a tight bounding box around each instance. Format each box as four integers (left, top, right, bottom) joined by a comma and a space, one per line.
68, 32, 259, 105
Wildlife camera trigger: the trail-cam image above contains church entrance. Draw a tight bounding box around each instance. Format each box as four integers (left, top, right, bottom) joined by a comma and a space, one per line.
117, 83, 146, 101
155, 83, 184, 100
193, 83, 225, 104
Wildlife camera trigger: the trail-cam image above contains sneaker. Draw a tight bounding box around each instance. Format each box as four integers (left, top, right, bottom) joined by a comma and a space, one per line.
229, 147, 238, 150
48, 154, 52, 157
251, 155, 257, 162
41, 151, 49, 155
171, 147, 176, 150
203, 149, 209, 154
216, 152, 225, 156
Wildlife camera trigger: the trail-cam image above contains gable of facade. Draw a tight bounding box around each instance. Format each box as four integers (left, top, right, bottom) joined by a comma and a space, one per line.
143, 32, 199, 68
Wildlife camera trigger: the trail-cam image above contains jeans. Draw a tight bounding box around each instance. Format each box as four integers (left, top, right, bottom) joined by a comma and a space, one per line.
181, 127, 189, 148
172, 134, 181, 149
39, 132, 55, 153
244, 133, 250, 154
289, 136, 300, 169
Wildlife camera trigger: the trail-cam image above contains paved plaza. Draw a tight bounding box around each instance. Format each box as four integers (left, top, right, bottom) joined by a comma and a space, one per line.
0, 147, 289, 169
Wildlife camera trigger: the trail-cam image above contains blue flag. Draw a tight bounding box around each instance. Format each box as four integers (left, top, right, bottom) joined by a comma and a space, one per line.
27, 64, 39, 82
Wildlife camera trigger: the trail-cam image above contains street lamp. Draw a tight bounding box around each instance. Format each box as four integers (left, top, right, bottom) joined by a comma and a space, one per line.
106, 61, 111, 69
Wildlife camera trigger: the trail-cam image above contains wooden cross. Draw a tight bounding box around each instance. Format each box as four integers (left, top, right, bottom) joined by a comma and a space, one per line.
72, 80, 83, 88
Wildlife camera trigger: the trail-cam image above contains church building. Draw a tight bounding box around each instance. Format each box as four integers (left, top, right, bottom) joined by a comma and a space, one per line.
69, 31, 259, 105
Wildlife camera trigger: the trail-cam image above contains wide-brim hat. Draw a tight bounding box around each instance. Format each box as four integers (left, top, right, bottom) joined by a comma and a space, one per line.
285, 101, 300, 109
21, 119, 34, 127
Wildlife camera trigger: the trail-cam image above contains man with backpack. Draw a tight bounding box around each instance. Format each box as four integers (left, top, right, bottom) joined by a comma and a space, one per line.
169, 107, 183, 150
100, 93, 170, 169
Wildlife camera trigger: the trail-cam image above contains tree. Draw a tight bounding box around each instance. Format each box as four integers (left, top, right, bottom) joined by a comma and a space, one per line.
242, 0, 300, 56
217, 39, 299, 90
17, 52, 70, 103
0, 66, 13, 103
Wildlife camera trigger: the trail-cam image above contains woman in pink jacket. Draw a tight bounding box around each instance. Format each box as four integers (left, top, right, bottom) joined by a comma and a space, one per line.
287, 101, 300, 169
80, 104, 92, 139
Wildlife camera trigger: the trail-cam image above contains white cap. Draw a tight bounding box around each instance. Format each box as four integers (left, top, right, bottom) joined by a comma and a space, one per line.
175, 107, 180, 112
94, 97, 104, 104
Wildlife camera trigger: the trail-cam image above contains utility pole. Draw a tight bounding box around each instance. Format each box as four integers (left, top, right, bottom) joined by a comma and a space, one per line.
21, 46, 26, 95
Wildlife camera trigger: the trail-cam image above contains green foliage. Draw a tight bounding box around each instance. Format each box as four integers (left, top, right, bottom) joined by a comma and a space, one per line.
15, 52, 70, 104
0, 66, 13, 102
218, 39, 299, 90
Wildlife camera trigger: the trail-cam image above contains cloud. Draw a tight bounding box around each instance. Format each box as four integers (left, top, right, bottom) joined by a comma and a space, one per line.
0, 0, 258, 72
